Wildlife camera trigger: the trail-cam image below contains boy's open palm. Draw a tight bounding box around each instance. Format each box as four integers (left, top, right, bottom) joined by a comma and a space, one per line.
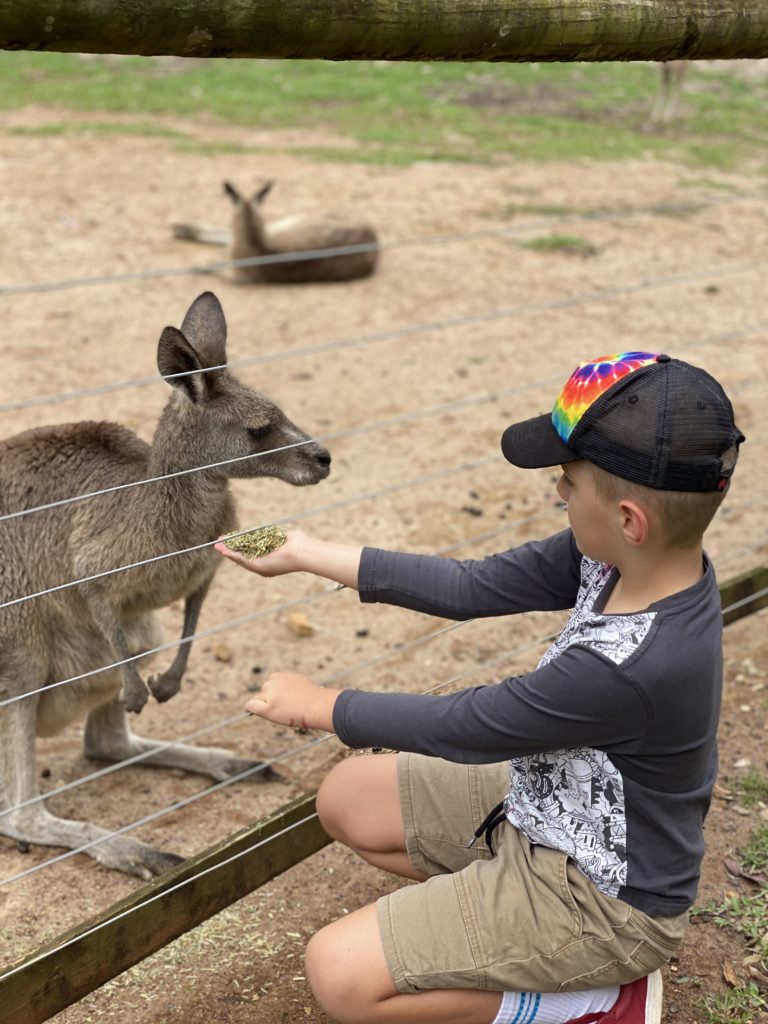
214, 528, 308, 576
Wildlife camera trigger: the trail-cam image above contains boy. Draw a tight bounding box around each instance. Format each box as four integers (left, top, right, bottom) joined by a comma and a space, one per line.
215, 352, 744, 1024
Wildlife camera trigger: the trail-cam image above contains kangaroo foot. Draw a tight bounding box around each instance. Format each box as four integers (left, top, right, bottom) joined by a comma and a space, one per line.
2, 808, 184, 882
93, 836, 185, 881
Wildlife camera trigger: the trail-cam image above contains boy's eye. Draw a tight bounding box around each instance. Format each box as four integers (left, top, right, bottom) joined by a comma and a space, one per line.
247, 424, 271, 441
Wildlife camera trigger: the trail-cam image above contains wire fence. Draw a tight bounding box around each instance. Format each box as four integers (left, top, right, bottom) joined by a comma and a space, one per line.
0, 187, 766, 996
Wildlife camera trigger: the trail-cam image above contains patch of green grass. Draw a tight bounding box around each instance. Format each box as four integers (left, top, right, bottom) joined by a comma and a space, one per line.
697, 983, 767, 1024
520, 234, 598, 256
739, 826, 768, 877
0, 54, 767, 168
292, 145, 486, 166
735, 770, 768, 809
174, 139, 255, 155
9, 120, 185, 139
680, 177, 741, 192
501, 202, 573, 217
696, 889, 768, 972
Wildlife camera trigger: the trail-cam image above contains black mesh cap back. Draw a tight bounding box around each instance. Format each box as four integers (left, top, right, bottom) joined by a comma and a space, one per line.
569, 358, 744, 492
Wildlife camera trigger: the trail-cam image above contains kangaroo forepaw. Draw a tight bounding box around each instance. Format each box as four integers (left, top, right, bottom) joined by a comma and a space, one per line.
147, 671, 182, 704
121, 678, 149, 714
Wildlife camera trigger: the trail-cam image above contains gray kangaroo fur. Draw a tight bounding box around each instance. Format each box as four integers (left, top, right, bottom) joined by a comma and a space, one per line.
0, 291, 331, 880
225, 180, 379, 283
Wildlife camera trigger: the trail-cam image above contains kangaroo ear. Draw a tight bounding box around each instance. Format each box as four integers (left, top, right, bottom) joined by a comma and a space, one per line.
254, 181, 274, 204
223, 181, 241, 204
157, 326, 210, 404
179, 291, 227, 367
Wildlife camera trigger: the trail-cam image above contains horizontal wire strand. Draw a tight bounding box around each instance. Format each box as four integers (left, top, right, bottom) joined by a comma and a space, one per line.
2, 191, 766, 300
2, 265, 767, 419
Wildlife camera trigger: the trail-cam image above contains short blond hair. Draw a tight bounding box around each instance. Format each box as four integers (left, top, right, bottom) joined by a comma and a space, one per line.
586, 455, 737, 550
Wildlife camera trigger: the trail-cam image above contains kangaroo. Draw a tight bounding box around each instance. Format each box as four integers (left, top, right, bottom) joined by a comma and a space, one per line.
649, 60, 688, 125
172, 181, 379, 283
0, 291, 331, 880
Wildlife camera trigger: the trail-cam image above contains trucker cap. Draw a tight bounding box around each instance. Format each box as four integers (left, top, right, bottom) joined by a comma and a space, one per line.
500, 352, 744, 492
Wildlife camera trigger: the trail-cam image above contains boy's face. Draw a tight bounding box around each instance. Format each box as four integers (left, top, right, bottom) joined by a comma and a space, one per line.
556, 460, 616, 562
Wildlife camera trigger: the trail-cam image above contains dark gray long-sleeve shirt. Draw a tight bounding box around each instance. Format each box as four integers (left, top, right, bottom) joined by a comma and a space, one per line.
332, 529, 723, 917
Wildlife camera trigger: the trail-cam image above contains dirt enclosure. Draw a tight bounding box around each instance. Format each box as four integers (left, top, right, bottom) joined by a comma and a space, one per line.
0, 105, 767, 1024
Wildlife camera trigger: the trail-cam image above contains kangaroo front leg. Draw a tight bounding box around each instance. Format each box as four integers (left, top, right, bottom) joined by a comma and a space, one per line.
1, 691, 182, 880
110, 622, 150, 714
81, 594, 150, 714
148, 582, 210, 704
85, 697, 283, 782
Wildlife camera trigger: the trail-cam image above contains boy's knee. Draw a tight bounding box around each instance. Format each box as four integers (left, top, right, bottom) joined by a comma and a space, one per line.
316, 758, 355, 840
305, 927, 364, 1023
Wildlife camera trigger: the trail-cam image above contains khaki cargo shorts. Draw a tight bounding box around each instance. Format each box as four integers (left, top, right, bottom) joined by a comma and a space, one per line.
377, 753, 688, 994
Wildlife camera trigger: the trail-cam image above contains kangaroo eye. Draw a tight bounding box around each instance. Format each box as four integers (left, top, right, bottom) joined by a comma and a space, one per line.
247, 425, 271, 441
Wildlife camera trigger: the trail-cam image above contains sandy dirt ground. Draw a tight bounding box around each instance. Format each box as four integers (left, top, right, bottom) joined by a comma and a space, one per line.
0, 105, 766, 1024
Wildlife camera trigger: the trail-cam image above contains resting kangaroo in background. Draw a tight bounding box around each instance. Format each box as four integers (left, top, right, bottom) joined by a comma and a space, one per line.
173, 181, 379, 283
0, 291, 331, 880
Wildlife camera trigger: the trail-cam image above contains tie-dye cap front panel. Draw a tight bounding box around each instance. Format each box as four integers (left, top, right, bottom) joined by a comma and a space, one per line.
552, 352, 659, 443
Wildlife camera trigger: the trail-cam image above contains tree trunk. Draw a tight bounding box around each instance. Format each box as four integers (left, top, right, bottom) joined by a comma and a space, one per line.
1, 1, 767, 61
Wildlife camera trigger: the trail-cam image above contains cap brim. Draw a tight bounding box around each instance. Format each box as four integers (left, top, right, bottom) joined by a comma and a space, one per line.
501, 414, 578, 469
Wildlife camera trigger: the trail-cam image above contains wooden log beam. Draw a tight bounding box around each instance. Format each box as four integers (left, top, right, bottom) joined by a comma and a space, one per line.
1, 1, 768, 61
0, 565, 765, 1024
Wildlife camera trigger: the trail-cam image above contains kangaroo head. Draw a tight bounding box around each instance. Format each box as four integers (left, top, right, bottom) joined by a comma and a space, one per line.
156, 292, 331, 486
223, 181, 273, 253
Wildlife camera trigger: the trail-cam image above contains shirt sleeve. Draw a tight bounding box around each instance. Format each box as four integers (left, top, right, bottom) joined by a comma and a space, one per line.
332, 643, 650, 762
357, 528, 581, 620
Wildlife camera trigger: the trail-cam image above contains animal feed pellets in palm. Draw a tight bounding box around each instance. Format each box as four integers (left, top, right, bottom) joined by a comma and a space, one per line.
224, 526, 287, 558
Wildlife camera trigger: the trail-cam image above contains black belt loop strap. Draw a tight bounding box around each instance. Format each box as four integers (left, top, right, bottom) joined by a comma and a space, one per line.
467, 800, 506, 856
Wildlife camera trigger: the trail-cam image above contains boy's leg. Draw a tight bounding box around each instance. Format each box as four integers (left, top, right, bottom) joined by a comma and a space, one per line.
305, 901, 503, 1024
317, 753, 428, 880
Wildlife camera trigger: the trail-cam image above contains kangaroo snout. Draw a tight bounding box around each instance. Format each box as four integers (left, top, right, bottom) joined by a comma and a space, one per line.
308, 444, 332, 482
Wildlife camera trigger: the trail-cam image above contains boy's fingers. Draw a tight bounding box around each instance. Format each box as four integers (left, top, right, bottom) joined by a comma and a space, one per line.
245, 698, 269, 715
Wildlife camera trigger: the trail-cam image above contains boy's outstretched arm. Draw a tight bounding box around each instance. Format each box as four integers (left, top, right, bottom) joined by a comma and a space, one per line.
214, 528, 363, 590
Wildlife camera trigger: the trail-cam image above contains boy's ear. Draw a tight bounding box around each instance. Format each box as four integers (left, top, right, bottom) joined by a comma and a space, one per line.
618, 499, 650, 547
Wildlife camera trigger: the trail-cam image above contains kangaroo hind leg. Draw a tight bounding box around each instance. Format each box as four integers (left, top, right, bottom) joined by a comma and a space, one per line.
0, 678, 183, 881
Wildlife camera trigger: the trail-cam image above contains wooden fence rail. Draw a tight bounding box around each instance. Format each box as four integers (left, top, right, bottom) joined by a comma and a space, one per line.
2, 1, 768, 61
1, 563, 766, 1023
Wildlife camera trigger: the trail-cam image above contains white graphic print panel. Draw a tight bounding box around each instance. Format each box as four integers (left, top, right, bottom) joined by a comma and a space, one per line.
504, 747, 627, 896
502, 556, 655, 896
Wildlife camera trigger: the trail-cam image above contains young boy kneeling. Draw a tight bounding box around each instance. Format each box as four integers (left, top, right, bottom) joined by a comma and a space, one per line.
217, 352, 744, 1024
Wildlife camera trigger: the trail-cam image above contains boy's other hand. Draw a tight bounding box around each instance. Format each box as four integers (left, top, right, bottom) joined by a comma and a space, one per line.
245, 671, 340, 732
214, 528, 309, 576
